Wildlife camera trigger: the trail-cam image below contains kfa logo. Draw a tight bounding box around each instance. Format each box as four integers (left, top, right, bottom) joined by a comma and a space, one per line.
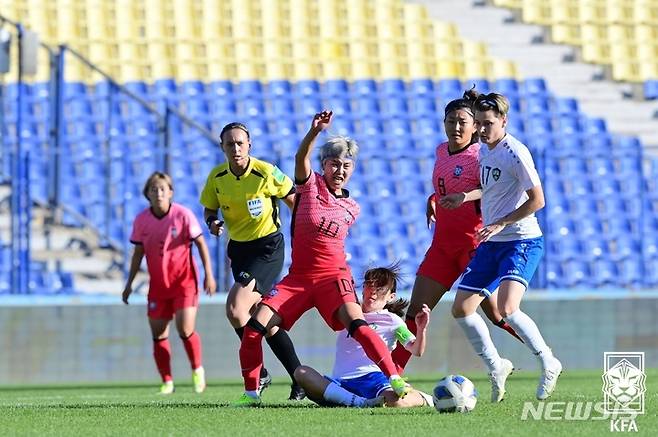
603, 352, 645, 432
171, 227, 178, 238
453, 165, 463, 177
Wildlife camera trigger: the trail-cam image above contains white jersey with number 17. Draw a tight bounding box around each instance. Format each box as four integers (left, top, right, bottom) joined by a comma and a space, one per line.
479, 133, 543, 242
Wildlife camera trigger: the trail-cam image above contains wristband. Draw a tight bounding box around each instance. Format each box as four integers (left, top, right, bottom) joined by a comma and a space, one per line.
205, 215, 218, 228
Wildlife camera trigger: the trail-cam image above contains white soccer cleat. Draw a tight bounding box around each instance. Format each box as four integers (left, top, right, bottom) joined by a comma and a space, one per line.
489, 358, 514, 403
537, 356, 562, 400
193, 367, 206, 394
158, 380, 175, 395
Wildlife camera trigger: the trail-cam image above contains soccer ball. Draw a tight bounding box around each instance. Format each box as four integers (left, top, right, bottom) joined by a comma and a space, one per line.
432, 374, 478, 413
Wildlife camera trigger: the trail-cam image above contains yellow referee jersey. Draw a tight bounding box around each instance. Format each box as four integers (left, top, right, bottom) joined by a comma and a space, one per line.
200, 157, 294, 242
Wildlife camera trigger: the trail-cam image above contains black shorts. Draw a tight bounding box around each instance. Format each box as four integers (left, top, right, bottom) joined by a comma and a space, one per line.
227, 232, 285, 295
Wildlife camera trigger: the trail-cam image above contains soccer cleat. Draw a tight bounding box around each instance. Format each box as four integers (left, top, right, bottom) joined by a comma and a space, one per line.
489, 358, 514, 403
158, 381, 175, 395
192, 367, 206, 394
418, 390, 434, 407
231, 393, 261, 407
390, 377, 412, 399
257, 368, 272, 397
537, 356, 562, 400
288, 384, 306, 401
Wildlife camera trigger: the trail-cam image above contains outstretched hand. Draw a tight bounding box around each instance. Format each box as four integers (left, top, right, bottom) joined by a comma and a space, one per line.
439, 192, 466, 210
311, 110, 333, 132
415, 304, 431, 330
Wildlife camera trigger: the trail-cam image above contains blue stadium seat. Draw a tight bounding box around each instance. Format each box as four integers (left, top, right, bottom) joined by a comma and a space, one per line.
468, 79, 490, 93
379, 79, 406, 96
521, 78, 548, 96
323, 96, 351, 116
352, 96, 379, 114
207, 80, 234, 97
436, 79, 462, 101
409, 78, 434, 96
236, 80, 263, 97
294, 79, 320, 97
322, 79, 349, 97
408, 96, 437, 116
351, 79, 377, 97
562, 260, 591, 287
591, 259, 618, 287
644, 80, 658, 100
493, 78, 519, 96
269, 97, 294, 116
582, 117, 608, 134
266, 80, 292, 97
380, 97, 408, 115
553, 97, 579, 115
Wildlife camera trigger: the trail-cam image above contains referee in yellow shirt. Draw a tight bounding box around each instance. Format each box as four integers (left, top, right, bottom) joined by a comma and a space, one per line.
200, 122, 304, 400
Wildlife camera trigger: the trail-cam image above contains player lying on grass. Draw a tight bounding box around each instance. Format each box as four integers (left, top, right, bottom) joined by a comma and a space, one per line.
294, 264, 433, 408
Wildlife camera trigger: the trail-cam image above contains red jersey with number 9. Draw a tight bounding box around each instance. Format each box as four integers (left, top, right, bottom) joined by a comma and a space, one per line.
289, 171, 360, 276
432, 142, 482, 247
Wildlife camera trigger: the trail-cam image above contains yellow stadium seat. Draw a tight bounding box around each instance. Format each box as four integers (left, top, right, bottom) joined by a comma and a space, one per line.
464, 61, 489, 79
581, 41, 610, 64
56, 1, 84, 43
461, 41, 488, 60
379, 59, 405, 79
639, 62, 658, 81
637, 42, 658, 59
605, 2, 634, 24
607, 24, 634, 44
635, 24, 658, 41
521, 2, 551, 25
349, 60, 375, 80
580, 24, 607, 44
27, 0, 56, 43
611, 61, 641, 81
206, 60, 230, 81
430, 21, 459, 42
579, 3, 607, 24
551, 24, 581, 45
435, 60, 463, 79
114, 0, 141, 41
292, 60, 320, 81
551, 3, 579, 24
610, 42, 637, 63
321, 60, 347, 80
408, 60, 431, 79
85, 0, 113, 42
433, 41, 462, 61
490, 59, 518, 79
151, 60, 175, 79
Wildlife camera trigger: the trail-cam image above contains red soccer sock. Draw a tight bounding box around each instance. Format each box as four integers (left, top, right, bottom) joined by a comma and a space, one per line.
239, 325, 265, 391
153, 338, 172, 382
496, 319, 525, 344
181, 332, 203, 370
351, 324, 398, 378
391, 317, 418, 374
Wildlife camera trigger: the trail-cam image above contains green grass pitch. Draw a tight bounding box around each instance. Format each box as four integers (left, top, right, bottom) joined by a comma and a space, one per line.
0, 370, 655, 436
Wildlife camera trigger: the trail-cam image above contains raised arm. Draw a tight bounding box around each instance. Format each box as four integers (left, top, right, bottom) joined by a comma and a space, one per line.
295, 111, 333, 182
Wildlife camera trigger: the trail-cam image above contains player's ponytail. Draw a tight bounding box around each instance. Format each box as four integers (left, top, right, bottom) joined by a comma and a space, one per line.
384, 298, 410, 318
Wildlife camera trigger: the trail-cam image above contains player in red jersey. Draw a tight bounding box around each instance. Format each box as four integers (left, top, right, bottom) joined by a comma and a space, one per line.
122, 172, 216, 394
232, 111, 411, 406
391, 89, 522, 373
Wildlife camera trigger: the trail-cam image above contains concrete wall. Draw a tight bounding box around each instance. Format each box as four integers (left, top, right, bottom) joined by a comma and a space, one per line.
1, 293, 657, 385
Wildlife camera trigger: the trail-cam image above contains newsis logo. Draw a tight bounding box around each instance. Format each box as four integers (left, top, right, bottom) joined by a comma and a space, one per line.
520, 352, 646, 433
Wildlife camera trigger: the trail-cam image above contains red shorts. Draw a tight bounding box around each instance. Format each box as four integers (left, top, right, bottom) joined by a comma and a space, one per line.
261, 270, 358, 331
416, 242, 477, 288
147, 293, 198, 320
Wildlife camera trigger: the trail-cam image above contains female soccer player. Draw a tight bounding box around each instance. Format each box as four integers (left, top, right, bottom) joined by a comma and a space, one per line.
200, 122, 304, 400
122, 172, 216, 394
294, 265, 433, 408
451, 93, 562, 402
233, 111, 411, 407
392, 89, 522, 373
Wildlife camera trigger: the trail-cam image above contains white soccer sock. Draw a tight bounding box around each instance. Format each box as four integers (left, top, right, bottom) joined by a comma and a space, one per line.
456, 313, 502, 372
504, 310, 553, 366
324, 382, 367, 407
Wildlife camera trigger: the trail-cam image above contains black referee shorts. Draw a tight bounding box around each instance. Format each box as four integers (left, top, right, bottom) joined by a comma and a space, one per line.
227, 231, 285, 295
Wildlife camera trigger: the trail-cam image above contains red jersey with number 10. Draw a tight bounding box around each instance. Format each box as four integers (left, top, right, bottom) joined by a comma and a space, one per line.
432, 142, 482, 247
289, 172, 360, 276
